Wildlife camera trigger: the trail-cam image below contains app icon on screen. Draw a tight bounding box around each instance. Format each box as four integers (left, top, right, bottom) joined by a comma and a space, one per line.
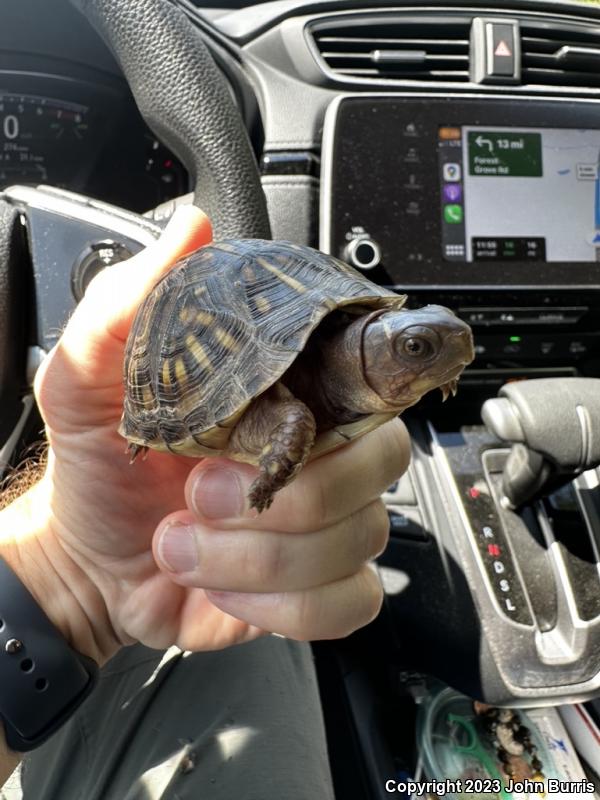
444, 204, 463, 224
443, 183, 462, 203
443, 163, 462, 181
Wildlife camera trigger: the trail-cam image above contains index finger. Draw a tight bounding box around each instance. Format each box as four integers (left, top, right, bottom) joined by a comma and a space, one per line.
185, 417, 411, 533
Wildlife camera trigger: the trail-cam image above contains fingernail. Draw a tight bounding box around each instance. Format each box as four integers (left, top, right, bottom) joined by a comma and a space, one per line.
158, 523, 198, 573
193, 468, 244, 520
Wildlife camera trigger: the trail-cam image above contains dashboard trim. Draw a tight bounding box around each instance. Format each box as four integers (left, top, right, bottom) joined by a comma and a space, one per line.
214, 0, 600, 44
1, 185, 161, 247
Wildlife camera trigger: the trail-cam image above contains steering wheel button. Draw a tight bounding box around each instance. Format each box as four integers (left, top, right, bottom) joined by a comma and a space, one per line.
71, 240, 134, 301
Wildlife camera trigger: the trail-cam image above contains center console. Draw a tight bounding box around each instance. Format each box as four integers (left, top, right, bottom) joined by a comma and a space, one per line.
320, 94, 600, 706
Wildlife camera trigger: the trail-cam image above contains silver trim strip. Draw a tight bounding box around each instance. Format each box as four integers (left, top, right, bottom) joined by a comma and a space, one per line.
428, 426, 531, 631
1, 185, 161, 247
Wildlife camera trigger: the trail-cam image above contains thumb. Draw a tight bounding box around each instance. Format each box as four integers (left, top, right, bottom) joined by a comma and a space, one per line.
37, 205, 212, 399
67, 204, 213, 350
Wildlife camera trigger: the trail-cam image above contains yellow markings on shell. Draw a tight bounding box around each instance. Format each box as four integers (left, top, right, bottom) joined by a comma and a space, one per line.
255, 295, 271, 313
161, 360, 171, 388
194, 287, 206, 299
141, 385, 154, 406
268, 462, 280, 476
196, 310, 213, 327
185, 334, 212, 370
256, 257, 306, 293
174, 358, 188, 386
214, 326, 240, 353
179, 307, 192, 325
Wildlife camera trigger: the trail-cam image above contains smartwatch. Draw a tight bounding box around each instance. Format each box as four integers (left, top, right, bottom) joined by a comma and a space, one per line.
0, 557, 98, 752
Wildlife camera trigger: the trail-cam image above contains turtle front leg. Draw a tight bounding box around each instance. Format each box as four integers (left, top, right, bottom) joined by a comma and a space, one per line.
249, 400, 317, 512
229, 385, 317, 513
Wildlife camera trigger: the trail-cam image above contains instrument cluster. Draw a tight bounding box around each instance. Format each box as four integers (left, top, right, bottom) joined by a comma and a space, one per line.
0, 74, 189, 213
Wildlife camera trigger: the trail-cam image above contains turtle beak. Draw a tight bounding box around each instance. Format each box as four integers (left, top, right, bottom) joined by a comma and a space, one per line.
438, 324, 475, 401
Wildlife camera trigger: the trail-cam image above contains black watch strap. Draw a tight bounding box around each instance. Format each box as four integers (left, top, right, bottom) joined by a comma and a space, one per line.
0, 557, 99, 752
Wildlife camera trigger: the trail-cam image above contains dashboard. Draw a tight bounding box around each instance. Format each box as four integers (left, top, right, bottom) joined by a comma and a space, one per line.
323, 94, 600, 288
199, 0, 600, 394
0, 58, 188, 213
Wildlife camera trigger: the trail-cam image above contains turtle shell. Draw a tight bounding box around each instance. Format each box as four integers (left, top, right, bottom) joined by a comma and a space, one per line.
119, 239, 406, 456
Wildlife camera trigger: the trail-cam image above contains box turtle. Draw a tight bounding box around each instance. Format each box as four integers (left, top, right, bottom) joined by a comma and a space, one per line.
120, 240, 474, 511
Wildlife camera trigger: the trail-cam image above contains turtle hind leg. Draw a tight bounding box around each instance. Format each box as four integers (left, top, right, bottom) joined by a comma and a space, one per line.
248, 400, 317, 512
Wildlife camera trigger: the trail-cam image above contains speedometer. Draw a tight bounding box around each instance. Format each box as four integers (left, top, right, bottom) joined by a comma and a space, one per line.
0, 83, 188, 211
0, 93, 90, 187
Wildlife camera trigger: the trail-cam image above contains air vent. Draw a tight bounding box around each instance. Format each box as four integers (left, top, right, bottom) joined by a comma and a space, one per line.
310, 15, 471, 83
521, 20, 600, 89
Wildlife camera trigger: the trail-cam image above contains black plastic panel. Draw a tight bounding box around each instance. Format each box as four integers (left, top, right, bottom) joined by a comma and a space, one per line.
326, 95, 600, 288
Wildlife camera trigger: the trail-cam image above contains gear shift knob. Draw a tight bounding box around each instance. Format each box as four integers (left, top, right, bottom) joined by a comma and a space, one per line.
481, 378, 600, 508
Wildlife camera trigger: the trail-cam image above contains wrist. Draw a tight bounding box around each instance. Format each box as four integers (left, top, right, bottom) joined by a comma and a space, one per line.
0, 477, 118, 668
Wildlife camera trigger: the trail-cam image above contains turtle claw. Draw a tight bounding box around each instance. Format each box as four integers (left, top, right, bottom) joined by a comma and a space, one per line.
127, 443, 149, 464
248, 481, 275, 514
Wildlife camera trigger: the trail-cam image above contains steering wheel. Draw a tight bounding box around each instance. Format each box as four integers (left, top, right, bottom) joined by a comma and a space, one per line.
0, 0, 271, 468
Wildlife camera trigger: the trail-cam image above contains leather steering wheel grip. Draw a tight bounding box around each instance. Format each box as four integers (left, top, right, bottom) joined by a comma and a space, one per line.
71, 0, 271, 240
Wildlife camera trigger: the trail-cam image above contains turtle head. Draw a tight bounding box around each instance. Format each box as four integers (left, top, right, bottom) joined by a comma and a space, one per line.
362, 305, 475, 409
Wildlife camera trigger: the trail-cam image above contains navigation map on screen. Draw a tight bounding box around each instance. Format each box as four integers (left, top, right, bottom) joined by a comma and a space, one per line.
438, 125, 600, 263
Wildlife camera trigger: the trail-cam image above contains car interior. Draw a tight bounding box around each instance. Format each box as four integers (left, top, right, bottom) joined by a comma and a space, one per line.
1, 0, 600, 796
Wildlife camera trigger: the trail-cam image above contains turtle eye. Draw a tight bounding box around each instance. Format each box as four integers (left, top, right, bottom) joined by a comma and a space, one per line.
399, 336, 434, 359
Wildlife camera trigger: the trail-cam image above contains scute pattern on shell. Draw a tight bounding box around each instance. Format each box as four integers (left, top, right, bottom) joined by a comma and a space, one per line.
121, 239, 405, 450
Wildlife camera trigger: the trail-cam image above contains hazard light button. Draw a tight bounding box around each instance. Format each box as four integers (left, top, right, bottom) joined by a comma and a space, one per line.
491, 24, 517, 76
470, 18, 521, 84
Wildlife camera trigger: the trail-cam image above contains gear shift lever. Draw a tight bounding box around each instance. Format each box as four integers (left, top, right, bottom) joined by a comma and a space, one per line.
482, 378, 600, 509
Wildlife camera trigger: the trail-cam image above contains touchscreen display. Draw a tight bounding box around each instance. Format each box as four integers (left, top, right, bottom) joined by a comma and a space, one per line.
438, 126, 600, 263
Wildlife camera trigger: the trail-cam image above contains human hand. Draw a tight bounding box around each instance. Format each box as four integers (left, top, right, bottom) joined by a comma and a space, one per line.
0, 206, 410, 666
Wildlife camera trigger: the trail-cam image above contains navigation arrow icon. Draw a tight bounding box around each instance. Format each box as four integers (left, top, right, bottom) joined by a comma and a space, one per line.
475, 135, 494, 154
494, 40, 512, 57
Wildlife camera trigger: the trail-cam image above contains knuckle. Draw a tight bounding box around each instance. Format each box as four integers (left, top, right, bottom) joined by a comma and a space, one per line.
366, 500, 391, 560
242, 534, 286, 589
359, 567, 385, 626
380, 418, 412, 478
321, 569, 384, 641
334, 572, 383, 639
284, 590, 314, 641
293, 472, 329, 532
349, 500, 390, 566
